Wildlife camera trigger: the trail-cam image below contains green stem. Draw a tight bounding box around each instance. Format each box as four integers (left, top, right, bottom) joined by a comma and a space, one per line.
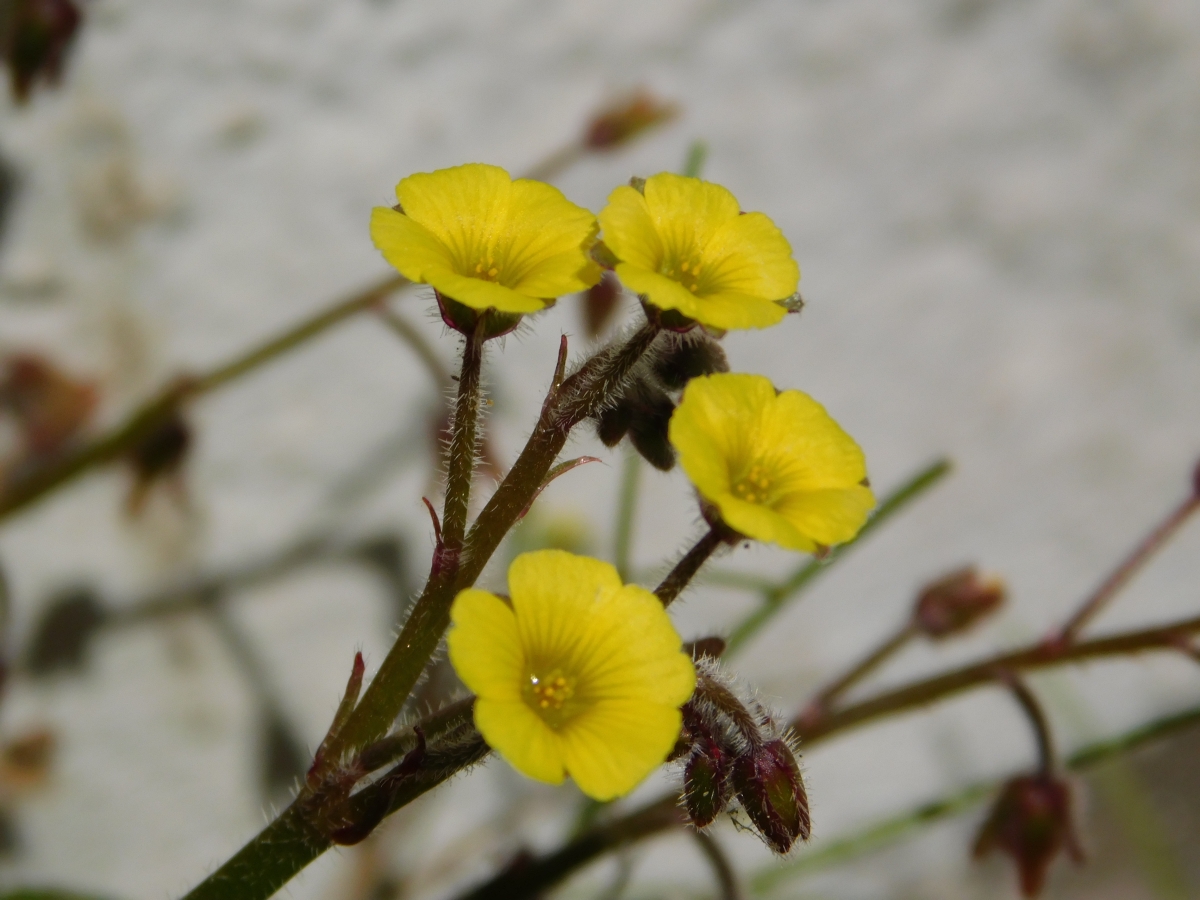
612, 450, 641, 581
724, 459, 951, 655
327, 322, 660, 760
182, 701, 478, 900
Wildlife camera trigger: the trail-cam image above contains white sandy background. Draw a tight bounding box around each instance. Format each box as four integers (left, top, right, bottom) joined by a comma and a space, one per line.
1, 0, 1200, 897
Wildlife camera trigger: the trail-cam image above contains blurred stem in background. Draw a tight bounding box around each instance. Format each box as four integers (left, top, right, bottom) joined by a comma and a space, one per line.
0, 93, 679, 524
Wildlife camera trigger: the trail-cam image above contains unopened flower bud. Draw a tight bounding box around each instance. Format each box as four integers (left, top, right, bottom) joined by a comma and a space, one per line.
1, 0, 82, 104
973, 774, 1083, 897
0, 353, 97, 458
1191, 455, 1200, 498
732, 739, 811, 854
581, 271, 622, 339
684, 737, 730, 829
627, 384, 676, 472
652, 334, 729, 391
913, 566, 1005, 639
584, 91, 678, 151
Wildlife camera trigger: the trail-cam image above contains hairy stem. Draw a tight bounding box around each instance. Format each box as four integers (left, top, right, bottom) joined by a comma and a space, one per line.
441, 327, 486, 555
655, 525, 725, 607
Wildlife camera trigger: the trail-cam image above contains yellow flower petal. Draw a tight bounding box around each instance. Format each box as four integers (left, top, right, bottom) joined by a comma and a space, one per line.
447, 589, 525, 701
670, 373, 875, 552
598, 185, 662, 270
598, 173, 798, 331
372, 163, 601, 316
447, 550, 695, 800
702, 212, 799, 301
508, 550, 622, 669
561, 701, 683, 800
396, 163, 512, 267
474, 698, 565, 784
643, 172, 740, 258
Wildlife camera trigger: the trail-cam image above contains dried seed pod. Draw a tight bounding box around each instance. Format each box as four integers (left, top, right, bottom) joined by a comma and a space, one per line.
973, 773, 1083, 897
913, 566, 1005, 639
732, 738, 811, 854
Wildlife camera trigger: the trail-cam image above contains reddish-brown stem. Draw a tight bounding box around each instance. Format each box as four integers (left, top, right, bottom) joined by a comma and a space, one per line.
1001, 672, 1056, 775
1054, 493, 1200, 645
798, 621, 918, 729
655, 525, 726, 607
797, 612, 1200, 742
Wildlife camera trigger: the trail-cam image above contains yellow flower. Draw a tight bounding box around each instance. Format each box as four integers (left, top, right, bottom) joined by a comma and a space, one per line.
669, 373, 875, 553
370, 163, 601, 315
447, 550, 695, 800
598, 172, 799, 331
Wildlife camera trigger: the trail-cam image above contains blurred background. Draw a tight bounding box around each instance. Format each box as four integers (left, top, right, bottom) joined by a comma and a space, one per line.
1, 0, 1199, 897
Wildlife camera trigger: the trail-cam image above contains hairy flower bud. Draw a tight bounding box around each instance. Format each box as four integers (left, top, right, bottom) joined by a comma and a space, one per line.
683, 736, 730, 829
973, 774, 1083, 897
913, 566, 1005, 639
732, 739, 811, 854
652, 333, 729, 391
627, 384, 676, 472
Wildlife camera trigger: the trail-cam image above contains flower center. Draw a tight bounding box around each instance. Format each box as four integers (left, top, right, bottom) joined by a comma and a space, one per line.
733, 463, 773, 504
471, 255, 502, 282
659, 254, 705, 294
522, 668, 580, 729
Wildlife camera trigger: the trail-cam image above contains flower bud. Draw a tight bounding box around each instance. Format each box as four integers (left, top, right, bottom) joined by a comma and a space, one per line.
0, 0, 82, 104
732, 739, 811, 854
973, 774, 1083, 897
584, 91, 678, 151
627, 384, 676, 472
652, 334, 729, 391
0, 353, 97, 458
125, 410, 192, 514
913, 566, 1005, 639
683, 737, 730, 829
1192, 455, 1200, 498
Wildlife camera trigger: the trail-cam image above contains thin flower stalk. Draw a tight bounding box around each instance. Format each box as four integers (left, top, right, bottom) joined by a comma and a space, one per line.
441, 325, 486, 557
799, 621, 919, 726
654, 524, 728, 608
1054, 489, 1200, 646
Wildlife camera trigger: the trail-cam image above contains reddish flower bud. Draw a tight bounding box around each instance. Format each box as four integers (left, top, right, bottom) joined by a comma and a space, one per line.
683, 736, 730, 829
0, 353, 97, 460
0, 0, 82, 104
973, 774, 1083, 897
584, 91, 678, 151
581, 271, 622, 340
732, 739, 811, 854
913, 566, 1005, 639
